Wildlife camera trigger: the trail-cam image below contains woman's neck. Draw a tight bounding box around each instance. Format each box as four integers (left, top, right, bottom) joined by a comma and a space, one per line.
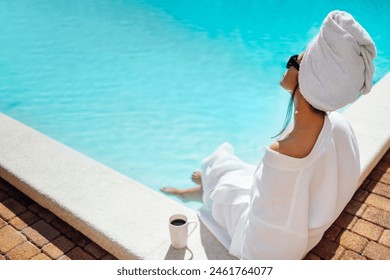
291, 90, 325, 135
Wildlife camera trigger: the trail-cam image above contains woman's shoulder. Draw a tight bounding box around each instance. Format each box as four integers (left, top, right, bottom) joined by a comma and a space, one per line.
328, 111, 356, 136
269, 117, 326, 159
269, 139, 310, 159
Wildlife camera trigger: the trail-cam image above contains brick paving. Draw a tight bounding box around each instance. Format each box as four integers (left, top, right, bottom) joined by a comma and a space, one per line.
0, 179, 117, 260
305, 148, 390, 260
0, 148, 389, 260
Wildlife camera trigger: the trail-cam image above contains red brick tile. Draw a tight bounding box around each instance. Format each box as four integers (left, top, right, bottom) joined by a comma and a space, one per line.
37, 209, 57, 223
360, 178, 371, 190
334, 212, 357, 230
58, 255, 71, 260
41, 235, 76, 259
51, 218, 77, 239
51, 236, 75, 254
22, 221, 60, 248
0, 180, 12, 192
71, 232, 91, 248
0, 203, 15, 221
4, 197, 27, 214
28, 203, 43, 214
337, 230, 368, 253
0, 225, 26, 253
379, 230, 390, 248
101, 253, 117, 260
43, 236, 82, 259
30, 253, 51, 260
366, 181, 390, 199
365, 193, 390, 211
303, 253, 321, 260
329, 250, 345, 260
8, 190, 34, 207
340, 250, 367, 260
6, 241, 40, 260
42, 243, 65, 259
0, 198, 27, 221
324, 225, 343, 241
0, 190, 9, 202
362, 206, 390, 228
383, 150, 390, 163
9, 211, 39, 231
369, 169, 390, 185
22, 227, 45, 248
66, 247, 95, 260
345, 200, 367, 217
352, 189, 370, 203
0, 217, 6, 229
375, 161, 390, 173
84, 242, 107, 259
362, 241, 390, 260
352, 219, 384, 241
310, 239, 345, 260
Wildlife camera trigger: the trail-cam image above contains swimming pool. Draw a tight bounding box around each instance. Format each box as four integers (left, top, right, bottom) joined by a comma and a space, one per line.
0, 0, 389, 209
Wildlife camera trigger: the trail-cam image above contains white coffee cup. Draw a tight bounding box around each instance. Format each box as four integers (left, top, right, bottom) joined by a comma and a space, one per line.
168, 214, 198, 249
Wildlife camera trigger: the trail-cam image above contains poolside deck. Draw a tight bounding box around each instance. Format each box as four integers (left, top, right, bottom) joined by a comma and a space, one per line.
0, 177, 116, 260
0, 71, 389, 260
1, 147, 389, 260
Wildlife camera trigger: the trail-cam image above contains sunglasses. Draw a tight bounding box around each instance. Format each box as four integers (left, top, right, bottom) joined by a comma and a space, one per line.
286, 54, 300, 71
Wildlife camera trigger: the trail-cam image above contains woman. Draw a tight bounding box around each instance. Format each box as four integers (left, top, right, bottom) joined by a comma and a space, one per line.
162, 10, 376, 259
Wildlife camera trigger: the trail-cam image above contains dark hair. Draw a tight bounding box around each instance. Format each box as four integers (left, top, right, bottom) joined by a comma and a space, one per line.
272, 84, 299, 139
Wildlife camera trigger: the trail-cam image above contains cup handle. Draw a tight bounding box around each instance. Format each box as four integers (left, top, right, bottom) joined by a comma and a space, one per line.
187, 220, 198, 237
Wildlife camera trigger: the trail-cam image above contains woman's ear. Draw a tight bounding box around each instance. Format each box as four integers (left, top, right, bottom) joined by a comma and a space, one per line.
280, 68, 299, 94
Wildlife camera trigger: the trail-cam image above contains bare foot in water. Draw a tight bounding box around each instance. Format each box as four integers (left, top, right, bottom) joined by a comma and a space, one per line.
160, 185, 202, 202
160, 171, 203, 198
160, 185, 201, 195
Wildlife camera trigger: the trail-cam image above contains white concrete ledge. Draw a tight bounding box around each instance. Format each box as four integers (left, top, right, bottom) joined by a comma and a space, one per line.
343, 72, 390, 187
0, 114, 233, 260
0, 72, 389, 260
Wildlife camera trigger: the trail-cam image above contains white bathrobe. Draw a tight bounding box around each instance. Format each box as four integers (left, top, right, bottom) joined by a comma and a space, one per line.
198, 112, 360, 259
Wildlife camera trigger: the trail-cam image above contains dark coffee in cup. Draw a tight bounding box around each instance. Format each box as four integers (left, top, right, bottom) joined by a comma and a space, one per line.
170, 219, 186, 226
169, 214, 198, 249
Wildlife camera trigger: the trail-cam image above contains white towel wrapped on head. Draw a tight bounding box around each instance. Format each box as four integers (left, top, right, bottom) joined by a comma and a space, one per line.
299, 10, 376, 112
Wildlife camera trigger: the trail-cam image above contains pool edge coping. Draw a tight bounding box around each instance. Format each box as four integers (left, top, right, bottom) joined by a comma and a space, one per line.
0, 72, 389, 260
0, 117, 234, 260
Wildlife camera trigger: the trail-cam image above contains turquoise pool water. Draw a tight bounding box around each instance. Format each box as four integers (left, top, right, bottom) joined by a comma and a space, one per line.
0, 0, 389, 209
